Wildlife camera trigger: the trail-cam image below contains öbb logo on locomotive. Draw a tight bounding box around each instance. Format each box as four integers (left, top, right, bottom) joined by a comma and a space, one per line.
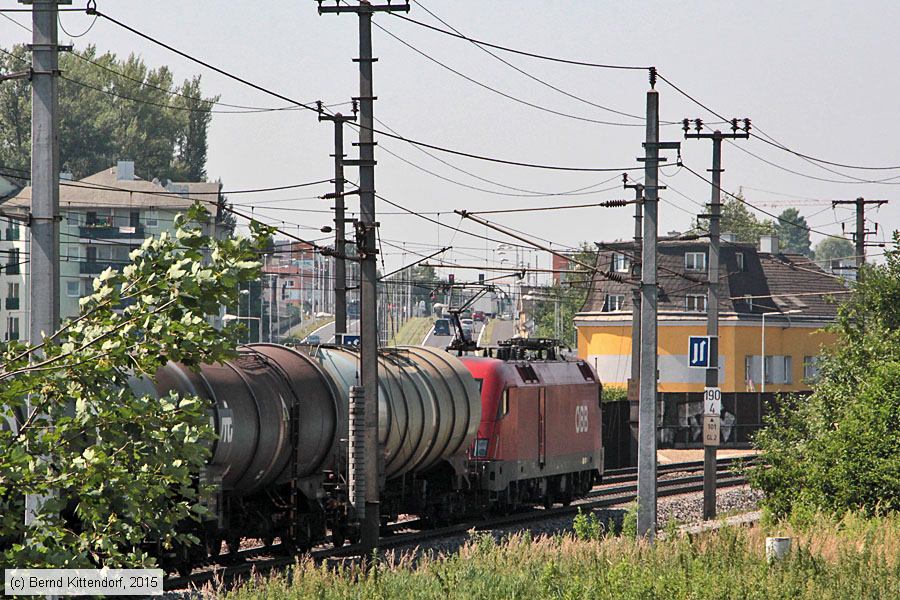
127, 341, 604, 575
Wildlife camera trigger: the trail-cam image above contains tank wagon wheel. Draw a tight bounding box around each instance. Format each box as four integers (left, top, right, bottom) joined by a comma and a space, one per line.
225, 536, 242, 561
205, 536, 222, 559
331, 529, 345, 549
543, 493, 555, 510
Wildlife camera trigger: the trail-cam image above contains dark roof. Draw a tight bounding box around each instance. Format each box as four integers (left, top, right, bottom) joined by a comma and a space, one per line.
581, 240, 848, 320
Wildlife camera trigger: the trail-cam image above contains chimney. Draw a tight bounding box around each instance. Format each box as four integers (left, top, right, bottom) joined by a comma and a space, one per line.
759, 234, 779, 254
116, 160, 135, 181
721, 232, 737, 243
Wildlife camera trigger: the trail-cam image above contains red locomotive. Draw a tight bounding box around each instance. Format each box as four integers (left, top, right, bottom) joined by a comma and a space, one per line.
462, 338, 604, 511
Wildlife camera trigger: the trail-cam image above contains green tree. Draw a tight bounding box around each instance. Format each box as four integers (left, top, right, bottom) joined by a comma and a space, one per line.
0, 204, 273, 567
814, 236, 855, 264
694, 190, 775, 244
750, 232, 900, 518
0, 44, 218, 183
533, 244, 596, 345
775, 208, 813, 256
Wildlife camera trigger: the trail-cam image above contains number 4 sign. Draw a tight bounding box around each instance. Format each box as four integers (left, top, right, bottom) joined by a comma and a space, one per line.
704, 387, 722, 416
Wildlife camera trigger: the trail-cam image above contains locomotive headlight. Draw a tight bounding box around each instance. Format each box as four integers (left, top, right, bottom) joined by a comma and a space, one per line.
474, 438, 489, 458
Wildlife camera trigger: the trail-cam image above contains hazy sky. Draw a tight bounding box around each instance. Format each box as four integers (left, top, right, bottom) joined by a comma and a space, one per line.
2, 1, 898, 275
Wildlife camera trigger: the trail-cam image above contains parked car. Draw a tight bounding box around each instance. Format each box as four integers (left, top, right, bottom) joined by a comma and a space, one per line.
433, 318, 452, 336
473, 311, 486, 322
305, 334, 321, 345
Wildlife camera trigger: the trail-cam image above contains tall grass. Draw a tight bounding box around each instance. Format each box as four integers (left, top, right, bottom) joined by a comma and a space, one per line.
220, 512, 900, 599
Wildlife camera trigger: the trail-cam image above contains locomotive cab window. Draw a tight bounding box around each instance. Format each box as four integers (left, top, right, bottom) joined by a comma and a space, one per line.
497, 388, 510, 418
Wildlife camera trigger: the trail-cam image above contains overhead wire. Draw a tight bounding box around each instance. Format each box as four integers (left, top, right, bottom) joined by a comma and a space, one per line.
371, 16, 642, 127
411, 0, 645, 122
390, 12, 650, 71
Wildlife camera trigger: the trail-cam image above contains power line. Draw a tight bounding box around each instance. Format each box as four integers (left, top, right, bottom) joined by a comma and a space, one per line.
467, 199, 632, 215
375, 193, 533, 249
680, 162, 852, 241
390, 12, 650, 71
350, 120, 641, 172
412, 0, 645, 122
89, 8, 639, 174
372, 17, 642, 127
375, 117, 627, 196
656, 71, 900, 176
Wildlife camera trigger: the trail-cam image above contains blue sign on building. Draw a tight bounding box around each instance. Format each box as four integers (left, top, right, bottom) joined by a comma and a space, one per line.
688, 336, 713, 369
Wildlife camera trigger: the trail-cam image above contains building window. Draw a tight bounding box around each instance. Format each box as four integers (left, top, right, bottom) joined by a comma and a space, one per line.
604, 294, 625, 312
782, 355, 793, 384
684, 252, 706, 271
5, 248, 20, 274
803, 356, 820, 383
66, 280, 81, 298
612, 252, 630, 273
685, 294, 707, 312
7, 282, 18, 299
6, 316, 19, 341
744, 355, 754, 387
145, 210, 158, 228
763, 356, 773, 384
5, 223, 19, 241
736, 252, 745, 271
743, 295, 754, 311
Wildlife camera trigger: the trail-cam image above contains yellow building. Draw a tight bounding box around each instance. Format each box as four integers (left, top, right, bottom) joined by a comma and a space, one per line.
575, 236, 846, 395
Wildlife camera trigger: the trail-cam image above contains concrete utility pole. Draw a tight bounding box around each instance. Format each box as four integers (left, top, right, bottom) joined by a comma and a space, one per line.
831, 197, 888, 273
317, 0, 410, 554
637, 71, 680, 539
24, 0, 65, 527
318, 100, 357, 341
683, 117, 750, 521
623, 174, 643, 468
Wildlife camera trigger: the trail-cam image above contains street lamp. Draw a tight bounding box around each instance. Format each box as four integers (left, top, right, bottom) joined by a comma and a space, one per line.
761, 309, 802, 393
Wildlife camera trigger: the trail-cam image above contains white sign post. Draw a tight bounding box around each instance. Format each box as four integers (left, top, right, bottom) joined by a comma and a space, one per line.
703, 415, 720, 447
704, 386, 722, 416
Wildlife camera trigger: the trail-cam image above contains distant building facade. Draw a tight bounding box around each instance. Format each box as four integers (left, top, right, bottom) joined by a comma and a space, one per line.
0, 161, 220, 342
575, 235, 846, 394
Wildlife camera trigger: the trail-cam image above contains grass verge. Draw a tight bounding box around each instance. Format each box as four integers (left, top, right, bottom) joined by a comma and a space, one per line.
284, 316, 334, 342
389, 317, 434, 346
219, 512, 899, 599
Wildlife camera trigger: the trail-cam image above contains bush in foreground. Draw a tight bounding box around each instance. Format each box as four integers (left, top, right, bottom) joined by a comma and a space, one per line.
750, 233, 900, 518
221, 513, 900, 600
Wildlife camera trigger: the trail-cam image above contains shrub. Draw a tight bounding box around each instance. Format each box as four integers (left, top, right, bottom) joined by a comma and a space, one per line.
750, 233, 900, 518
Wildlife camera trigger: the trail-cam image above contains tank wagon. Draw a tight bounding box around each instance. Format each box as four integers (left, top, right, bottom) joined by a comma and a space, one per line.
139, 340, 602, 573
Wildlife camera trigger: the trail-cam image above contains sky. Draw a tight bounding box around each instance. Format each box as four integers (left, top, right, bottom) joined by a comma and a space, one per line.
2, 0, 898, 278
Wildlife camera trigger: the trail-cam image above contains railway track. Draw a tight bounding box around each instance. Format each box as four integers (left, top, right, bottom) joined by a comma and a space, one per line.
165, 455, 757, 592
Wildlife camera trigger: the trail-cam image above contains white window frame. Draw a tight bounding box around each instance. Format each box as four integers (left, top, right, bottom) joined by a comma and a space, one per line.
66, 280, 81, 298
736, 252, 745, 271
7, 282, 19, 300
685, 294, 707, 312
145, 210, 159, 228
684, 252, 707, 271
612, 252, 630, 273
743, 295, 754, 311
605, 294, 625, 312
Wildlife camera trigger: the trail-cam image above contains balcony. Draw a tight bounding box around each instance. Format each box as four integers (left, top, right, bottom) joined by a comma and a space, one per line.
80, 260, 127, 275
5, 297, 19, 310
79, 224, 146, 241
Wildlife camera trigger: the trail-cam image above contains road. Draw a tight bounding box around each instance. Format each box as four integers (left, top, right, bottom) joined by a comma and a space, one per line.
306, 318, 360, 343
483, 318, 516, 346
421, 320, 488, 349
